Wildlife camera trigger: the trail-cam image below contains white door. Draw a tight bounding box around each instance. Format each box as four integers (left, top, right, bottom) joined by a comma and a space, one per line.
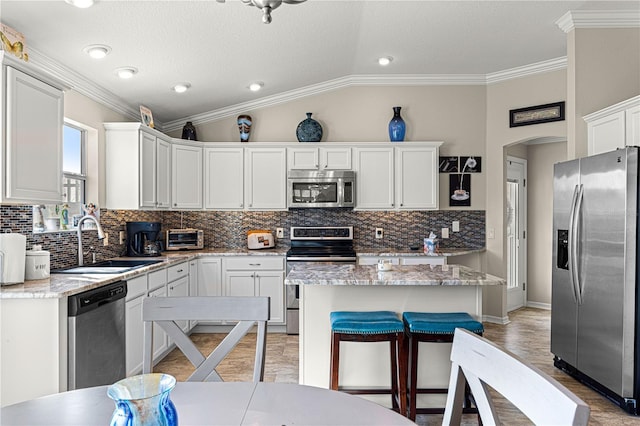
506, 157, 527, 311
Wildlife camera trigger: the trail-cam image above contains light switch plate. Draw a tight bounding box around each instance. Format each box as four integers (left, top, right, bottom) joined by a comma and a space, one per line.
452, 221, 460, 232
103, 233, 109, 246
442, 228, 449, 239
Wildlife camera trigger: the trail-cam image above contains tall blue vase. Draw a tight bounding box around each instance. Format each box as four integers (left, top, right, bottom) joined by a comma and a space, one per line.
388, 106, 406, 142
108, 374, 178, 426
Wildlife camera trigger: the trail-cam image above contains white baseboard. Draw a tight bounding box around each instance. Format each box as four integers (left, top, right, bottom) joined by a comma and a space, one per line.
526, 301, 551, 310
483, 315, 510, 325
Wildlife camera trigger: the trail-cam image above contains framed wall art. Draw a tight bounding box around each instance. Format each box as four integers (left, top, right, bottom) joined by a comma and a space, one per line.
439, 156, 459, 173
509, 101, 565, 128
140, 105, 155, 128
449, 174, 471, 207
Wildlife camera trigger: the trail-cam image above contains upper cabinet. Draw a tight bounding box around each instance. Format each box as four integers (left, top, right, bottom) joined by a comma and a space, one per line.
1, 54, 65, 204
171, 142, 202, 209
245, 147, 287, 210
355, 142, 441, 211
287, 147, 351, 170
585, 96, 640, 156
105, 123, 172, 210
204, 147, 244, 210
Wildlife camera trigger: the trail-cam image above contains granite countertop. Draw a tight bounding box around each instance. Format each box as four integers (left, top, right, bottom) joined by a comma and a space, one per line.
284, 263, 504, 287
0, 248, 288, 300
356, 247, 485, 257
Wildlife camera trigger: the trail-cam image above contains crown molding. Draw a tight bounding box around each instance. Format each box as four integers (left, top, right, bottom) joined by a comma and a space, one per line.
27, 47, 142, 124
23, 46, 566, 132
556, 10, 640, 33
486, 57, 567, 85
162, 74, 486, 131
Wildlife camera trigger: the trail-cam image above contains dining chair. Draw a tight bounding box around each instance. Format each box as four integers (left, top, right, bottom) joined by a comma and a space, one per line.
443, 328, 590, 426
142, 296, 270, 382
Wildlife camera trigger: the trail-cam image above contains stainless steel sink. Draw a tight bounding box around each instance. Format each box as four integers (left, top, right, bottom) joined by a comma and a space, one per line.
53, 259, 163, 274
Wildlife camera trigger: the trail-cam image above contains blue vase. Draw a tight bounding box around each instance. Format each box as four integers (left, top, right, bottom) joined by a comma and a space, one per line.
108, 374, 178, 426
296, 112, 323, 142
388, 106, 406, 142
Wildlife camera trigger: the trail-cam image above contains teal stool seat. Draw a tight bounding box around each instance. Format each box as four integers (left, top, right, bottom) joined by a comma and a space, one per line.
330, 311, 407, 418
403, 311, 483, 421
330, 311, 405, 334
403, 312, 484, 335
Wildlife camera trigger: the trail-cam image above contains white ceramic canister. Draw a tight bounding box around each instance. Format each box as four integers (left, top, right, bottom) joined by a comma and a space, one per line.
0, 233, 27, 285
25, 245, 50, 280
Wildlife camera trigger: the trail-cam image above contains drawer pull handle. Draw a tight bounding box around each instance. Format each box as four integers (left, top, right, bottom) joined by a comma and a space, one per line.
249, 263, 260, 266
176, 269, 184, 273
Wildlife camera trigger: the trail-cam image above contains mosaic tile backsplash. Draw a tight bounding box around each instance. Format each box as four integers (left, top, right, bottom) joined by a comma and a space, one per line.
1, 205, 484, 270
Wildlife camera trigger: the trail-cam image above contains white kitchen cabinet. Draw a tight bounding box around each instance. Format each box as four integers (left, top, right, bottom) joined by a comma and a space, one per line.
355, 147, 395, 209
167, 262, 189, 333
105, 123, 173, 210
355, 143, 441, 211
222, 256, 285, 324
189, 260, 198, 329
395, 146, 438, 209
125, 274, 147, 376
172, 142, 203, 209
198, 257, 222, 297
148, 285, 168, 361
245, 147, 287, 210
204, 147, 244, 209
585, 96, 640, 156
287, 147, 351, 170
1, 56, 65, 204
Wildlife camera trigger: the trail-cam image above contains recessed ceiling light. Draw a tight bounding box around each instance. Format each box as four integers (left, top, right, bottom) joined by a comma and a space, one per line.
115, 67, 138, 79
173, 83, 191, 93
65, 0, 95, 8
378, 56, 393, 66
83, 44, 111, 59
249, 82, 264, 92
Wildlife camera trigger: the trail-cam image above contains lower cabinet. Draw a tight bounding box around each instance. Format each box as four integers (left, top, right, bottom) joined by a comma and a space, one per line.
148, 285, 168, 362
125, 274, 147, 377
196, 257, 222, 326
222, 256, 285, 324
167, 262, 189, 334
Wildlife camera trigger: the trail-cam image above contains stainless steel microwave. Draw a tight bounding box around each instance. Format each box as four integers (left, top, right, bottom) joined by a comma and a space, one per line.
287, 170, 355, 208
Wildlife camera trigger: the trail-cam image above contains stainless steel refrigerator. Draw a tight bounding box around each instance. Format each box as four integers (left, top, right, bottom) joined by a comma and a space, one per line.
552, 147, 639, 414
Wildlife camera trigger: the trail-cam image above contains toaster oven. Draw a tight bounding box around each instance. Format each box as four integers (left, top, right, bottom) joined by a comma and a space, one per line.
166, 229, 204, 250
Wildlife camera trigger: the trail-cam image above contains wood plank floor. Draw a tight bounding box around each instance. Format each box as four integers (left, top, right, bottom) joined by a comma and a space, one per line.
154, 308, 640, 425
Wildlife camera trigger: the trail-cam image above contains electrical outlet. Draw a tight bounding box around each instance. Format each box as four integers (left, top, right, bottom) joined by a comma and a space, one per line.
276, 228, 284, 239
487, 228, 495, 239
442, 228, 449, 239
119, 231, 125, 244
452, 221, 460, 232
103, 233, 109, 246
375, 228, 384, 239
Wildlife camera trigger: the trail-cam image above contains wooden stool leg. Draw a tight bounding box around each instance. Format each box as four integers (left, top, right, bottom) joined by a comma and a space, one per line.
409, 334, 419, 421
397, 332, 407, 417
330, 332, 340, 391
390, 337, 399, 411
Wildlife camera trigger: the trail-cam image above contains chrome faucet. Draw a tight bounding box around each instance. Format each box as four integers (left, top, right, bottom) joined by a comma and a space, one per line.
77, 215, 105, 266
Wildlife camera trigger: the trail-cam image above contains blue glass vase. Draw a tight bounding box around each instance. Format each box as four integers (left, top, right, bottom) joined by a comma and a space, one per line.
108, 374, 178, 426
388, 106, 406, 142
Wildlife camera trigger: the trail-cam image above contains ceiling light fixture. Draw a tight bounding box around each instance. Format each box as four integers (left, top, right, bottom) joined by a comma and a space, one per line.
83, 44, 111, 59
115, 67, 138, 79
378, 56, 393, 66
216, 0, 306, 24
65, 0, 95, 8
249, 82, 264, 92
173, 83, 191, 93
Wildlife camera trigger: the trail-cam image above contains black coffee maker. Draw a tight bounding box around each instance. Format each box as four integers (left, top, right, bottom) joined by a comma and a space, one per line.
126, 221, 163, 256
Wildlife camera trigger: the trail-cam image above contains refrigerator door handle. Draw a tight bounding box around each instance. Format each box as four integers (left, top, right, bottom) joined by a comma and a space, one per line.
569, 184, 585, 305
568, 184, 580, 304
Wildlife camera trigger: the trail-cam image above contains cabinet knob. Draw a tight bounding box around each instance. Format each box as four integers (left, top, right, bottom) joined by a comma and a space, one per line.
177, 269, 183, 273
174, 203, 178, 207
240, 203, 243, 207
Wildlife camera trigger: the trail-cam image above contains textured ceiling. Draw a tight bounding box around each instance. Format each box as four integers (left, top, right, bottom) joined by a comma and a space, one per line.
2, 1, 638, 127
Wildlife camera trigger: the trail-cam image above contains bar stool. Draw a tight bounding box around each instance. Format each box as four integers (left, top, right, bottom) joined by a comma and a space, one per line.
330, 311, 407, 417
402, 312, 484, 421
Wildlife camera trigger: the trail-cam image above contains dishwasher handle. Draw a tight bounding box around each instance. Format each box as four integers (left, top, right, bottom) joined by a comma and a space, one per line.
68, 281, 127, 317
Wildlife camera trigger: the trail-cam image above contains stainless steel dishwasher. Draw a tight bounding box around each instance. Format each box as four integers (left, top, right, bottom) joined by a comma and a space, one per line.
68, 280, 127, 390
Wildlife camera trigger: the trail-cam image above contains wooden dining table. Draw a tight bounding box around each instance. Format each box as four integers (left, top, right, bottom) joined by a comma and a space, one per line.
0, 381, 416, 425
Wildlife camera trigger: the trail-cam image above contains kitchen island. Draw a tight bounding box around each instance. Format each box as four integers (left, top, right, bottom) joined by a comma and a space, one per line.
285, 263, 504, 406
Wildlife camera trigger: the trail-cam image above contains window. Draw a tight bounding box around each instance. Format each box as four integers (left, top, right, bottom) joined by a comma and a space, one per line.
62, 123, 86, 204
